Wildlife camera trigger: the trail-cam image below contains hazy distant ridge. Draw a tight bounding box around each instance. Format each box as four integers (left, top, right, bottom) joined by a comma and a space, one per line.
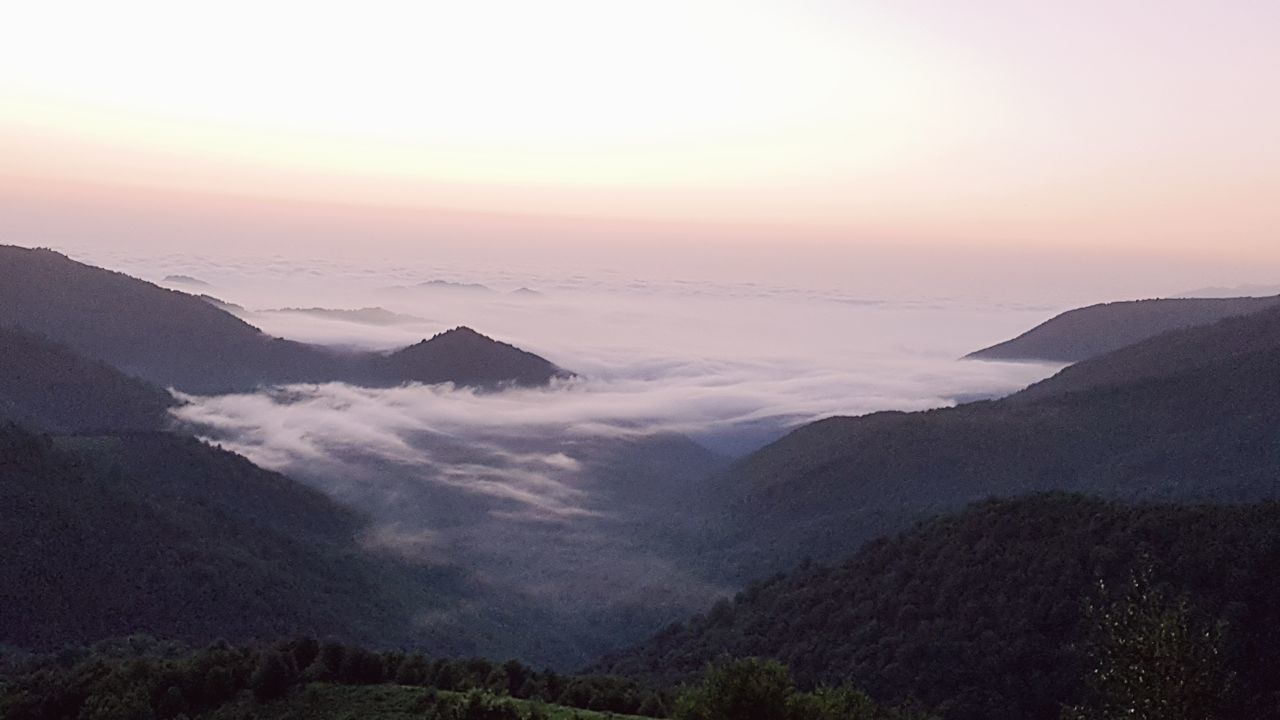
967, 295, 1280, 363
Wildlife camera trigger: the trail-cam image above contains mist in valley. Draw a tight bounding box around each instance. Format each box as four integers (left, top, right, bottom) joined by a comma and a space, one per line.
21, 246, 1059, 666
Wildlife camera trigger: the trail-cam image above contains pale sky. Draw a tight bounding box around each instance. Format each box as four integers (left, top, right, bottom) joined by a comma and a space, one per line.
1, 0, 1277, 262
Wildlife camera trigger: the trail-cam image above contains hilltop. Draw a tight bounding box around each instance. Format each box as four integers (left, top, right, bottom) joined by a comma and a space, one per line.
382, 327, 570, 388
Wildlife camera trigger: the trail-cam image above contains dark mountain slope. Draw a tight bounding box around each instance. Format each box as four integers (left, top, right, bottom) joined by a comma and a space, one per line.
1014, 303, 1280, 400
596, 495, 1280, 720
382, 327, 568, 387
706, 313, 1280, 578
0, 425, 426, 650
0, 245, 567, 392
967, 295, 1280, 363
0, 326, 176, 432
0, 245, 340, 393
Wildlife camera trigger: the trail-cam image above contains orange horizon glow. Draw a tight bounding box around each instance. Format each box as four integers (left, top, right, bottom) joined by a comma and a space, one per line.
1, 0, 1277, 254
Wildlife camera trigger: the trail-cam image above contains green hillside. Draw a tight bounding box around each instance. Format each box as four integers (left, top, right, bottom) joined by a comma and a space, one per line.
596, 495, 1280, 720
0, 424, 429, 650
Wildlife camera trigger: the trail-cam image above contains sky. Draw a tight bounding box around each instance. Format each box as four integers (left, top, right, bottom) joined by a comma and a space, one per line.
1, 0, 1277, 276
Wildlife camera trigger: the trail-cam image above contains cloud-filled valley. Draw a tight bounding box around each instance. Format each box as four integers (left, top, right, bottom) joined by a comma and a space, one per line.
66, 245, 1064, 666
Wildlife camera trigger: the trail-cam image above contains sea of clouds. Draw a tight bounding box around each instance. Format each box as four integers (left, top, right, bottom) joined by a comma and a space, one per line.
53, 243, 1066, 664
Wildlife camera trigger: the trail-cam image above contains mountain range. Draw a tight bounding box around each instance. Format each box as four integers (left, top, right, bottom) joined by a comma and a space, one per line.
701, 301, 1280, 579
8, 241, 1280, 717
0, 245, 568, 393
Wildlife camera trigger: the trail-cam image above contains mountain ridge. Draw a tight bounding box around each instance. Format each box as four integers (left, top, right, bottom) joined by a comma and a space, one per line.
967, 295, 1280, 363
700, 303, 1280, 579
0, 245, 567, 393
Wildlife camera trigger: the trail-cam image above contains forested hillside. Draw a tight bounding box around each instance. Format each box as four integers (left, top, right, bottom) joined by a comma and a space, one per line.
0, 325, 176, 432
707, 307, 1280, 576
598, 495, 1280, 720
1013, 303, 1280, 400
0, 424, 429, 649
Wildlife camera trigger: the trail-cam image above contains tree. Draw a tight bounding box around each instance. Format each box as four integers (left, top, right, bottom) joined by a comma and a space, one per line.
394, 654, 429, 686
674, 659, 795, 720
156, 685, 188, 718
250, 651, 294, 702
1067, 568, 1230, 720
787, 686, 878, 720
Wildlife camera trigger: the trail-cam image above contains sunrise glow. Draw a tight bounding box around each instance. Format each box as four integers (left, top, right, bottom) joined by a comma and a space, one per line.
1, 0, 1277, 249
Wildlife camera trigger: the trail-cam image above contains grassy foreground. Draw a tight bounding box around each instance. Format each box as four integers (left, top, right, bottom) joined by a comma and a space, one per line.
200, 683, 654, 720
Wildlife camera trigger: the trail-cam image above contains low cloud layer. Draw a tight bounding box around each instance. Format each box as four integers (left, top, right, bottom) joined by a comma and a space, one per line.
102, 247, 1062, 665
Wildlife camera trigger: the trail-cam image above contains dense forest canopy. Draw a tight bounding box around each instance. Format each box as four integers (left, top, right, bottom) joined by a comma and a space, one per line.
598, 495, 1280, 720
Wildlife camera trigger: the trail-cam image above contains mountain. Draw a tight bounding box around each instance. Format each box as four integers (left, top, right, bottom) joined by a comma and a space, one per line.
703, 305, 1280, 579
966, 296, 1280, 363
380, 327, 569, 388
383, 279, 496, 294
0, 245, 567, 393
198, 294, 247, 314
415, 279, 494, 293
0, 424, 433, 650
596, 494, 1280, 720
263, 306, 428, 326
162, 274, 211, 287
1179, 283, 1280, 299
0, 326, 177, 432
1013, 303, 1280, 400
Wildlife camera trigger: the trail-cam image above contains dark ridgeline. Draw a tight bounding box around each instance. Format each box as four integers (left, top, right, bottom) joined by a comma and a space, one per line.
966, 295, 1280, 363
1012, 301, 1280, 400
702, 303, 1280, 580
0, 245, 569, 394
595, 494, 1280, 720
0, 326, 177, 432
